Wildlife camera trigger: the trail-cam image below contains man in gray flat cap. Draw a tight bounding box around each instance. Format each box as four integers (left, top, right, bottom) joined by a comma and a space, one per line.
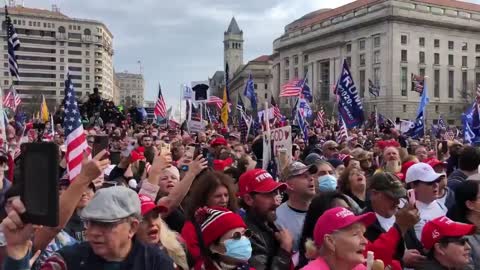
2, 183, 174, 270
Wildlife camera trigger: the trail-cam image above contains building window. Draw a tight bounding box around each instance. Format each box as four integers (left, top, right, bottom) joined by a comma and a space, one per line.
401, 67, 408, 96
346, 56, 351, 67
401, 34, 407, 45
476, 44, 480, 52
448, 70, 454, 98
448, 41, 454, 50
432, 53, 439, 65
359, 39, 365, 50
294, 67, 299, 78
86, 59, 89, 64
373, 36, 380, 48
253, 84, 257, 90
434, 69, 440, 98
401, 50, 407, 62
303, 66, 308, 77
304, 54, 309, 63
86, 75, 90, 80
285, 58, 289, 67
419, 37, 425, 47
294, 55, 298, 65
359, 70, 365, 98
285, 70, 289, 81
359, 54, 365, 66
4, 80, 8, 86
434, 39, 440, 48
419, 51, 425, 64
419, 68, 425, 77
346, 43, 352, 53
264, 84, 268, 90
435, 105, 439, 113
60, 50, 64, 54
462, 56, 468, 67
448, 54, 454, 66
60, 66, 64, 71
462, 71, 468, 96
373, 68, 380, 86
86, 51, 90, 56
403, 104, 407, 112
477, 57, 480, 67
373, 51, 380, 64
60, 58, 64, 62
86, 83, 90, 88
462, 42, 468, 51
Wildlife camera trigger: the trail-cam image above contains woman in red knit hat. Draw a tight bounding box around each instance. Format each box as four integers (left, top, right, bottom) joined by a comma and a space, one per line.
194, 207, 254, 270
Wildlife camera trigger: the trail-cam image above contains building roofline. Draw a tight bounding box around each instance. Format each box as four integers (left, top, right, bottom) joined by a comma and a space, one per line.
286, 0, 480, 33
1, 6, 114, 38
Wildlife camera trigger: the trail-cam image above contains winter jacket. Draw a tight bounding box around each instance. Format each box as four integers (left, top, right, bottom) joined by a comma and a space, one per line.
243, 211, 292, 270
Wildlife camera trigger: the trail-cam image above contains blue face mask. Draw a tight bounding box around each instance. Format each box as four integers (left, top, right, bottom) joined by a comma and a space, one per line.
224, 236, 252, 261
318, 174, 337, 192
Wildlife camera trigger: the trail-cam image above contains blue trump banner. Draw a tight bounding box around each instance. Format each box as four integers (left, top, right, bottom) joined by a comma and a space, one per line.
336, 59, 364, 128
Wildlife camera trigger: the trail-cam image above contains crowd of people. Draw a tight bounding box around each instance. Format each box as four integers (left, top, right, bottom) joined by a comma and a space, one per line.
0, 113, 478, 270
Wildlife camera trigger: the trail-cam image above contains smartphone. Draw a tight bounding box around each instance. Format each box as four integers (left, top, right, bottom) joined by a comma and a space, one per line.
185, 145, 195, 158
407, 189, 416, 206
161, 142, 171, 154
110, 151, 121, 164
20, 143, 59, 226
92, 135, 109, 157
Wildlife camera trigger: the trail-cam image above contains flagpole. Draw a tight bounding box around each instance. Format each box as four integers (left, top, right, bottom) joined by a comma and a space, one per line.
179, 84, 183, 123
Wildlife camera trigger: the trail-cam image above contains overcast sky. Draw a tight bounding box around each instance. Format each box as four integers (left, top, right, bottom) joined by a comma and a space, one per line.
28, 0, 480, 111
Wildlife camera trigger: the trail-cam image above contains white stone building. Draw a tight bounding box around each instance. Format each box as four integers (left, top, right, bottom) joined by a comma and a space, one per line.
272, 0, 480, 125
0, 5, 114, 110
115, 72, 144, 107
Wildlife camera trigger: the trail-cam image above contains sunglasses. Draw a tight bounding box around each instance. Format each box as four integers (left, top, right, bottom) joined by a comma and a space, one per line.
231, 229, 253, 240
440, 236, 469, 246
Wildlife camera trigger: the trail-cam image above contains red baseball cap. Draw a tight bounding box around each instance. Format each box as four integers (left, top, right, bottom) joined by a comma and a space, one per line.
213, 158, 234, 171
425, 158, 447, 169
237, 169, 287, 197
421, 216, 475, 250
210, 137, 228, 147
138, 194, 167, 216
313, 207, 376, 246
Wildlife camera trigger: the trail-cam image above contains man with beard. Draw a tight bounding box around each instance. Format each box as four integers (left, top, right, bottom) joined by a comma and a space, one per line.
238, 169, 293, 270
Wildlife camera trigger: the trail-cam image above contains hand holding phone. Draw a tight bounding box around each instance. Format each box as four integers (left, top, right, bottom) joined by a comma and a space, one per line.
20, 143, 59, 226
160, 142, 171, 155
407, 189, 416, 206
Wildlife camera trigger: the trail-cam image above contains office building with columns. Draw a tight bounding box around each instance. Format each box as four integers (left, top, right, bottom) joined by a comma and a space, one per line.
271, 0, 480, 125
0, 4, 114, 110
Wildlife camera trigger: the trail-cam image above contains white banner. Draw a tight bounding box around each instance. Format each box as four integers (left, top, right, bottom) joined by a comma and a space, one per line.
271, 126, 292, 163
187, 120, 205, 133
258, 107, 275, 120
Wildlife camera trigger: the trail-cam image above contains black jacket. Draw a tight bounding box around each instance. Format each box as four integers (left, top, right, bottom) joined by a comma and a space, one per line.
243, 211, 291, 270
57, 237, 175, 270
363, 205, 405, 265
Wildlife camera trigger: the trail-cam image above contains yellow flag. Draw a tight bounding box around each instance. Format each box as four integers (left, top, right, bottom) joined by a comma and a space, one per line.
40, 95, 49, 123
221, 86, 228, 127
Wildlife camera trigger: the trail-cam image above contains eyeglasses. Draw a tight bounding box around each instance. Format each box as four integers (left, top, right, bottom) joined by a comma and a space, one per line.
441, 237, 469, 246
231, 229, 252, 240
84, 219, 127, 230
328, 147, 338, 151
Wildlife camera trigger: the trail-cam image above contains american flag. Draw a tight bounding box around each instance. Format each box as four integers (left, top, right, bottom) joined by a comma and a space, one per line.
476, 83, 480, 104
154, 84, 167, 118
5, 6, 20, 81
316, 108, 325, 128
3, 85, 21, 110
271, 96, 282, 119
337, 117, 349, 143
63, 73, 88, 180
411, 73, 425, 94
208, 95, 231, 110
237, 95, 248, 143
280, 79, 303, 97
368, 79, 380, 97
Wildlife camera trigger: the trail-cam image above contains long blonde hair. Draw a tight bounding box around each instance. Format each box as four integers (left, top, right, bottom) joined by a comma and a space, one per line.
156, 218, 189, 270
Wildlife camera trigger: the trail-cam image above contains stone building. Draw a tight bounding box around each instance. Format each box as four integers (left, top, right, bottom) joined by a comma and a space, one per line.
0, 4, 114, 110
271, 0, 480, 125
